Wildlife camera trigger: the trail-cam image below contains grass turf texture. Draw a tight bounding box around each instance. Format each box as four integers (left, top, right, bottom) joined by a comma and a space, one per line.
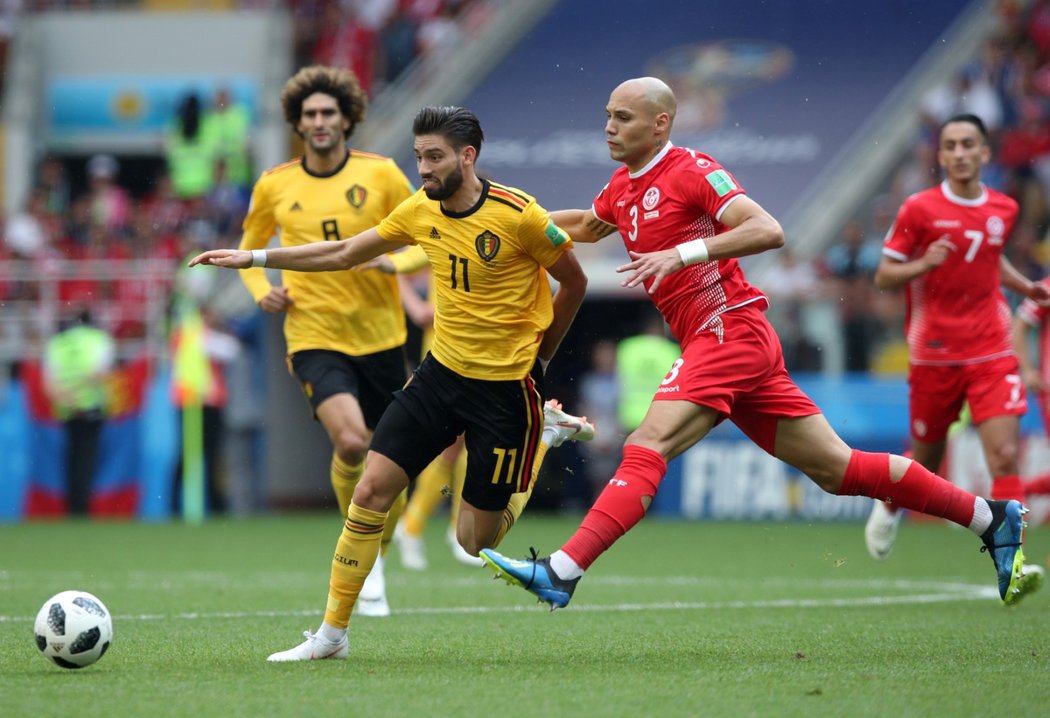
3, 514, 1050, 717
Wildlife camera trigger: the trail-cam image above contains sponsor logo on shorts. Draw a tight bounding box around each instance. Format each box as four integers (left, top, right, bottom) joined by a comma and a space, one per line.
912, 419, 927, 438
657, 385, 680, 393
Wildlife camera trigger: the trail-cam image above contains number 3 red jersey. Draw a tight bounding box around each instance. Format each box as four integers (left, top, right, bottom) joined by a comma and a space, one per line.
592, 144, 767, 348
883, 180, 1018, 365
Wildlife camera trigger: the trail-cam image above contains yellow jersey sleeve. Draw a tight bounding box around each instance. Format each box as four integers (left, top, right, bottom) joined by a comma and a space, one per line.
388, 244, 429, 274
237, 171, 280, 303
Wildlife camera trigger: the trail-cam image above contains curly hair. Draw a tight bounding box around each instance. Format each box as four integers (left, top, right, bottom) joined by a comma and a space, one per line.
280, 65, 368, 140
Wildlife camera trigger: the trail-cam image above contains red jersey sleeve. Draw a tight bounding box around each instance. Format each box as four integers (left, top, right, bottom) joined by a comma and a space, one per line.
883, 196, 923, 261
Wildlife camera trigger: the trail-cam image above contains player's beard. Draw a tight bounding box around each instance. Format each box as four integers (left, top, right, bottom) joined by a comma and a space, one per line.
423, 166, 464, 200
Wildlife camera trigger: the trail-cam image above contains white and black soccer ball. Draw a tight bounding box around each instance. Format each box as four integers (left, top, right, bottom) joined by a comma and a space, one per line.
33, 590, 113, 669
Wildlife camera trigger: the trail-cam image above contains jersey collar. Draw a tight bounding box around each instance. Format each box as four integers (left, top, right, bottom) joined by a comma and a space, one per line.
301, 147, 351, 178
440, 178, 489, 219
628, 141, 674, 180
939, 179, 987, 207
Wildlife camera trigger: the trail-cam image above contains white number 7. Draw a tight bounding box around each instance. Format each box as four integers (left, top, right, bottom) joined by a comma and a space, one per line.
963, 230, 983, 263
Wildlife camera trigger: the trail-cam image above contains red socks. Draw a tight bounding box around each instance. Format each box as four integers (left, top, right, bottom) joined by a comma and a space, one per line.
990, 475, 1025, 502
1025, 473, 1050, 496
561, 444, 666, 570
838, 449, 976, 528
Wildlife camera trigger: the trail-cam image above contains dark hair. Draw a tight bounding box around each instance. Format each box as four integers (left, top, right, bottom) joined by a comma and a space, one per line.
280, 65, 367, 140
412, 106, 484, 157
940, 113, 989, 142
179, 94, 202, 141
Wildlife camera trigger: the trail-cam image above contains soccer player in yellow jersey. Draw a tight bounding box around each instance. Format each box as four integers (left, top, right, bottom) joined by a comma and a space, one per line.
190, 105, 589, 660
236, 66, 414, 617
381, 246, 593, 570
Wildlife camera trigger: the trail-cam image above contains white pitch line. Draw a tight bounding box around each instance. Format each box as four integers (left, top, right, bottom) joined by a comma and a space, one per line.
0, 586, 997, 623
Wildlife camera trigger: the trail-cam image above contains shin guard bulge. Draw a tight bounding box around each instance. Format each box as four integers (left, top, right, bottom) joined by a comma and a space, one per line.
324, 502, 387, 629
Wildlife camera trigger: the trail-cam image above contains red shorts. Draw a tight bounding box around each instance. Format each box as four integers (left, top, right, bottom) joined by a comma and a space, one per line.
653, 306, 820, 453
908, 356, 1026, 443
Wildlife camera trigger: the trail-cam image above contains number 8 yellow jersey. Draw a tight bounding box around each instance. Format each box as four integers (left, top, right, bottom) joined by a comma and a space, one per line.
238, 151, 414, 356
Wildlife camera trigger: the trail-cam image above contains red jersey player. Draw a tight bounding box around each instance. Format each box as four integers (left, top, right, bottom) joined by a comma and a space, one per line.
479, 78, 1040, 607
864, 114, 1050, 565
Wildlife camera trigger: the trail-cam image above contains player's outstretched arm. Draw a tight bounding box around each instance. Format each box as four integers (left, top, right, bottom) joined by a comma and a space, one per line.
189, 228, 407, 272
550, 209, 617, 244
618, 195, 783, 293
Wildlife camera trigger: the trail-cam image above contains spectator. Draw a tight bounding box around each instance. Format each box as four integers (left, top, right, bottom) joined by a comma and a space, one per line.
312, 0, 379, 96
166, 93, 216, 201
378, 4, 419, 85
36, 155, 72, 217
821, 219, 883, 372
616, 312, 680, 433
42, 308, 116, 517
757, 246, 822, 371
203, 86, 254, 189
4, 189, 52, 258
203, 159, 251, 239
85, 154, 131, 233
577, 339, 623, 500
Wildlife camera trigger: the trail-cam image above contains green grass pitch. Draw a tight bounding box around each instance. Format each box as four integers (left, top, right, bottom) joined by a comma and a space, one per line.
3, 513, 1050, 717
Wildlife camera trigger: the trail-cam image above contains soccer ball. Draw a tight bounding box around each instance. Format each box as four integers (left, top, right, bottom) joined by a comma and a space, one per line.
33, 590, 113, 669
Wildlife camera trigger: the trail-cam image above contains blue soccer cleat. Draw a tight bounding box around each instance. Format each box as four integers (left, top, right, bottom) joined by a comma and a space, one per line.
980, 499, 1040, 605
480, 548, 579, 610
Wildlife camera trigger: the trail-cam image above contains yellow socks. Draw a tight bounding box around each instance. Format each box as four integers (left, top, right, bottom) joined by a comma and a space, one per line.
492, 441, 550, 547
330, 453, 363, 518
403, 455, 452, 536
324, 502, 388, 629
382, 489, 407, 556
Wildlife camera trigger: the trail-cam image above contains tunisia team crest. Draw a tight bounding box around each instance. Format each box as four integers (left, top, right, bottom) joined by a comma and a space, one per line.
475, 230, 501, 261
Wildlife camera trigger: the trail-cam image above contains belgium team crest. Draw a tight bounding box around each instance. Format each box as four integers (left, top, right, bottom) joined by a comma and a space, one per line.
475, 230, 501, 261
346, 185, 368, 209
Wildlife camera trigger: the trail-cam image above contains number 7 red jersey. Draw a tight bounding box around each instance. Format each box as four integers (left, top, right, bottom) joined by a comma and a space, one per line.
882, 180, 1018, 365
591, 143, 767, 348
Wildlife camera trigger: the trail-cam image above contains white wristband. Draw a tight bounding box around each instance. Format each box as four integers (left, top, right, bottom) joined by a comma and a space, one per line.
676, 239, 709, 265
251, 249, 268, 268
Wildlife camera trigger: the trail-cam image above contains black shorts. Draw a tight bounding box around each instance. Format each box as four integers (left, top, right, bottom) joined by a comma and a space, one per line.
369, 353, 545, 511
288, 347, 408, 430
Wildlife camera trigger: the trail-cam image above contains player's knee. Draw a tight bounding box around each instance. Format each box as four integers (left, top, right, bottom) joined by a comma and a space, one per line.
351, 474, 400, 512
333, 430, 369, 465
986, 441, 1020, 476
806, 467, 842, 494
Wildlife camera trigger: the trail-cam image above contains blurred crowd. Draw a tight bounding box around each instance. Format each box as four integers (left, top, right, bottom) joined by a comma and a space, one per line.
0, 0, 491, 100
7, 0, 1050, 510
755, 0, 1050, 376
0, 0, 492, 516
